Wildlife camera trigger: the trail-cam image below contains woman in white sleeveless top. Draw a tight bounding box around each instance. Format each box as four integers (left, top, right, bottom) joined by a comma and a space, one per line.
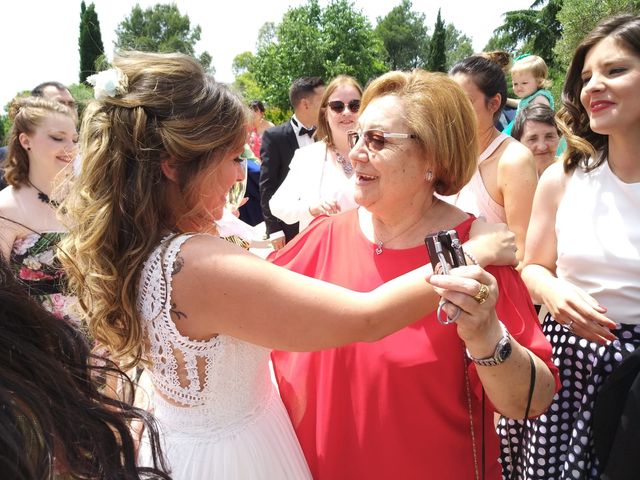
504, 15, 640, 480
59, 52, 511, 480
449, 54, 538, 266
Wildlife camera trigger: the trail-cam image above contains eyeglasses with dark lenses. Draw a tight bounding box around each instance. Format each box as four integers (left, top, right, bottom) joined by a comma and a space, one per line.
328, 99, 361, 114
347, 129, 417, 151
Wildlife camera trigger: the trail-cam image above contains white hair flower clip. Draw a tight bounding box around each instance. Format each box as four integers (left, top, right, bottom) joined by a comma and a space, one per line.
87, 68, 129, 100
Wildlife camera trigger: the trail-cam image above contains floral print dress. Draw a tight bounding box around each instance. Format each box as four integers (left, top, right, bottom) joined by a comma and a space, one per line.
10, 232, 83, 331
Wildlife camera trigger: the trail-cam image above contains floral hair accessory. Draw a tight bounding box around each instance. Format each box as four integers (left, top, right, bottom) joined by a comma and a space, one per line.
87, 68, 129, 100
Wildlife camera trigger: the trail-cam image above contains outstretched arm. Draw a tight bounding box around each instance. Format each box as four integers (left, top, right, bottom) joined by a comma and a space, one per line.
169, 234, 440, 352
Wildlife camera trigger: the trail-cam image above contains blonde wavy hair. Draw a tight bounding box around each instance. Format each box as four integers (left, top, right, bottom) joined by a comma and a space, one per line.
511, 55, 552, 89
360, 70, 477, 196
60, 51, 249, 366
4, 97, 75, 188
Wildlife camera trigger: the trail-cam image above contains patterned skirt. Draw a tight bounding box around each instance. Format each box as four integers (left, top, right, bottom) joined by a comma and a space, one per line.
498, 314, 640, 480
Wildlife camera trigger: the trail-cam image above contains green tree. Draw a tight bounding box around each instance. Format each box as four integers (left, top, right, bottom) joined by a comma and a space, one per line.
79, 1, 105, 84
486, 0, 563, 67
68, 83, 95, 120
0, 115, 5, 146
375, 0, 429, 70
554, 0, 640, 67
256, 22, 277, 50
444, 24, 474, 70
252, 0, 386, 111
427, 9, 447, 72
230, 51, 266, 105
115, 4, 214, 73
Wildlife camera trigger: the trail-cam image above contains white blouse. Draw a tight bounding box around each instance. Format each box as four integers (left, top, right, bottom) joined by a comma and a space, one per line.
269, 141, 357, 232
556, 160, 640, 324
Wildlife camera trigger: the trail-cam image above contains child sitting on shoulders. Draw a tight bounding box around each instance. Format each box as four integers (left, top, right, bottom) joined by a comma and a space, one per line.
503, 54, 554, 135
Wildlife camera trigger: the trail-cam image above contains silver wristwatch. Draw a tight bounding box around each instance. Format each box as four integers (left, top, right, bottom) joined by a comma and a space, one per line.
466, 321, 512, 367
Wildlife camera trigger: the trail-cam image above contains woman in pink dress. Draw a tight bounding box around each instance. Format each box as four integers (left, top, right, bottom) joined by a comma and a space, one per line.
270, 70, 559, 480
247, 100, 274, 159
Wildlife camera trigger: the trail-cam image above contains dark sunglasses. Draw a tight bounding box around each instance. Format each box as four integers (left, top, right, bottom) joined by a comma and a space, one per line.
347, 129, 417, 151
328, 99, 361, 114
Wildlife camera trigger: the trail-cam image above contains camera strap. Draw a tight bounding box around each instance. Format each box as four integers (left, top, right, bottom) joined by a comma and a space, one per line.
463, 346, 485, 480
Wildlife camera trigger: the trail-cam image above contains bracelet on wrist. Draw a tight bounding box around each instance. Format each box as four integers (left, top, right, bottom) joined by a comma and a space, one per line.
465, 251, 479, 266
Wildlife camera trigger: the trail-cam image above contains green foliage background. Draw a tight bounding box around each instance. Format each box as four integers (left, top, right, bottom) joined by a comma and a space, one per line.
115, 3, 214, 73
1, 0, 639, 142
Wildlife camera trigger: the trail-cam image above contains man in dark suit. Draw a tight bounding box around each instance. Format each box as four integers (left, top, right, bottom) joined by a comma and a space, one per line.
259, 77, 325, 249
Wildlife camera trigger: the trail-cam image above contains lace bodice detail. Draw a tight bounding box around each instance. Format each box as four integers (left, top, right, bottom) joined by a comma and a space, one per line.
137, 234, 273, 431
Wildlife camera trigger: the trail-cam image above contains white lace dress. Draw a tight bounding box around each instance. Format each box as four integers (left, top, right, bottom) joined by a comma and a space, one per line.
137, 234, 312, 479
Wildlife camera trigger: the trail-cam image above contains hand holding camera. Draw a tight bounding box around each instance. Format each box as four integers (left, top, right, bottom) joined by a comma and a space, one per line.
425, 230, 468, 324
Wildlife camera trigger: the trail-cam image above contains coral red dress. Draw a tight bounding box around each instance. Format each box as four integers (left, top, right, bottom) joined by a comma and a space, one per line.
270, 209, 558, 480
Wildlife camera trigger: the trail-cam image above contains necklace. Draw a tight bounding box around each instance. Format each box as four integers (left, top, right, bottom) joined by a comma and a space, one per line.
478, 127, 500, 154
333, 148, 354, 177
373, 198, 439, 255
28, 181, 60, 208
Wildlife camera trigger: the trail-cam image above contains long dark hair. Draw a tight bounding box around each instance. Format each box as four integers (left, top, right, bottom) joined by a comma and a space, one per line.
558, 14, 640, 173
449, 53, 508, 123
0, 257, 171, 479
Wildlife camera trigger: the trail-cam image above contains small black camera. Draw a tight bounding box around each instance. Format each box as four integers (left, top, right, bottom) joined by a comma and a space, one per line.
424, 230, 466, 275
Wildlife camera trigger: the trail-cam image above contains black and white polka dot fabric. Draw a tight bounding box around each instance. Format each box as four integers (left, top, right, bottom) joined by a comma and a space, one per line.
497, 314, 640, 480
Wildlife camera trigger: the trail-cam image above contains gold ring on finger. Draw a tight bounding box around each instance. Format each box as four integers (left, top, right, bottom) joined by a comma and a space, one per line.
472, 283, 490, 304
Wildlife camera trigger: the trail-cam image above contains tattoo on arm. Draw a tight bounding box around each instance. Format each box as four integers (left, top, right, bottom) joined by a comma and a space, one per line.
173, 254, 184, 275
171, 302, 187, 320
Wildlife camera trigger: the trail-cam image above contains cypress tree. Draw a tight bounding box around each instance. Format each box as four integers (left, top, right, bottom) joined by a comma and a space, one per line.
79, 1, 105, 84
427, 9, 447, 73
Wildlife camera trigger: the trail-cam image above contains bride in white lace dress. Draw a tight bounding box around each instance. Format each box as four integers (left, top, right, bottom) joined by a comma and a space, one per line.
61, 52, 498, 479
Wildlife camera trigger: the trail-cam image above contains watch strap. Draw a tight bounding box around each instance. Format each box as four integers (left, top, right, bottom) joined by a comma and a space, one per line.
466, 321, 511, 367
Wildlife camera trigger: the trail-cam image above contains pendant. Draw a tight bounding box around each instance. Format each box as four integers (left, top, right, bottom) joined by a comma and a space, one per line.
335, 151, 354, 176
375, 241, 383, 255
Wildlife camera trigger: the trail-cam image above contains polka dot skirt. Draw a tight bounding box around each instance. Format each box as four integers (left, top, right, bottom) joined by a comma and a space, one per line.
497, 314, 640, 480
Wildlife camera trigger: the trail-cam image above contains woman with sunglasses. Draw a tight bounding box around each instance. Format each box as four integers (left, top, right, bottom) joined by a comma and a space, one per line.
270, 70, 558, 480
269, 75, 361, 232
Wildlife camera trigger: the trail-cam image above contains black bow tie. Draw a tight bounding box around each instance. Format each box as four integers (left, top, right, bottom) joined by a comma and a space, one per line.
299, 126, 316, 137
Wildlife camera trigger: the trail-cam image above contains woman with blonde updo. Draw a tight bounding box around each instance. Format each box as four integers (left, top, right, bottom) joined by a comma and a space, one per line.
60, 51, 500, 479
0, 96, 79, 322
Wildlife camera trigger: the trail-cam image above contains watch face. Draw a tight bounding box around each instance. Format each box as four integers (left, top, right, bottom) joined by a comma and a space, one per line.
498, 339, 512, 362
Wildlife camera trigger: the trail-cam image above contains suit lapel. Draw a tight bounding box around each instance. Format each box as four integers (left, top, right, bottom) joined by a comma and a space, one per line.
284, 121, 298, 156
